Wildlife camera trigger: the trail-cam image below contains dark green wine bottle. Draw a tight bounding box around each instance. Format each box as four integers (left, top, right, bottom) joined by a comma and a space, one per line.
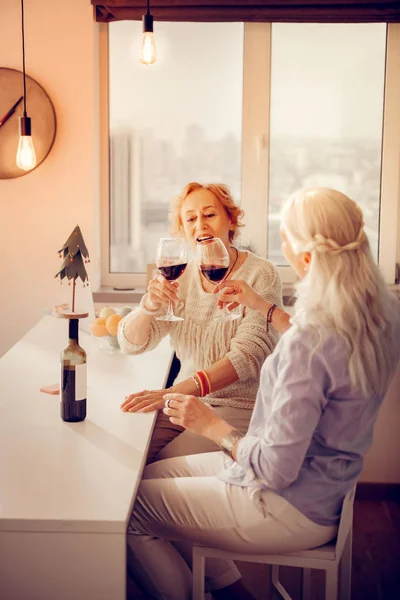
60, 318, 87, 422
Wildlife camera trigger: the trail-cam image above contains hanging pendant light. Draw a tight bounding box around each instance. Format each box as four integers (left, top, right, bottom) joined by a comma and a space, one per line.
139, 0, 156, 65
16, 0, 36, 171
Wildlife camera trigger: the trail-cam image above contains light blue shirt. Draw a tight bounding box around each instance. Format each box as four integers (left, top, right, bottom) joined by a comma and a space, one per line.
218, 302, 400, 526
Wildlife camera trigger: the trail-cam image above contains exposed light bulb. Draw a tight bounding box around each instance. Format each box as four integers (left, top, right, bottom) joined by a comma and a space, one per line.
139, 31, 156, 65
18, 0, 36, 172
139, 6, 156, 66
16, 116, 36, 171
16, 135, 36, 171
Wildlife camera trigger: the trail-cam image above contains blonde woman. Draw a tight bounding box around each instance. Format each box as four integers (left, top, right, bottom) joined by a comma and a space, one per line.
118, 182, 282, 463
126, 188, 400, 600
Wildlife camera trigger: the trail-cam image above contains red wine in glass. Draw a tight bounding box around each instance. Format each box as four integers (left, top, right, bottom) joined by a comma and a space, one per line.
200, 265, 229, 283
156, 237, 188, 322
158, 263, 187, 281
196, 238, 240, 322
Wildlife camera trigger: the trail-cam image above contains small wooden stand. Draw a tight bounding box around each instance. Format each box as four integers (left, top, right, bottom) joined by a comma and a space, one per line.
59, 311, 89, 320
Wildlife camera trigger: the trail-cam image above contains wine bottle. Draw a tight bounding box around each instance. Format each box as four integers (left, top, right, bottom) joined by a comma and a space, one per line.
61, 318, 87, 422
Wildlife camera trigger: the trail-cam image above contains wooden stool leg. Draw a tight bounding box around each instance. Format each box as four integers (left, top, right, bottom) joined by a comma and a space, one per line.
339, 529, 352, 600
302, 568, 312, 599
325, 567, 338, 600
271, 565, 293, 600
193, 550, 205, 600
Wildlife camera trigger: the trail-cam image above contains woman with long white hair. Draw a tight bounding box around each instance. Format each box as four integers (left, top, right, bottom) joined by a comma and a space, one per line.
126, 188, 400, 600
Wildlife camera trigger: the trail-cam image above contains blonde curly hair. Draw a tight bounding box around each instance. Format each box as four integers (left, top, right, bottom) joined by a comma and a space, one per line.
170, 182, 244, 243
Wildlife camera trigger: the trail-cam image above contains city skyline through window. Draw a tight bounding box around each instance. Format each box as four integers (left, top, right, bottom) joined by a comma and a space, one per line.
108, 21, 386, 273
268, 23, 386, 263
109, 22, 244, 273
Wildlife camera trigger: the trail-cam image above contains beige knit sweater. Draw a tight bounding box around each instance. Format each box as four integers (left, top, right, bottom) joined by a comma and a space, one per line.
118, 252, 282, 409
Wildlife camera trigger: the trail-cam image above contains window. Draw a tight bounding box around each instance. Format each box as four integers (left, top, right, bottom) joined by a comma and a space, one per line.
101, 22, 400, 289
268, 23, 386, 265
105, 21, 243, 284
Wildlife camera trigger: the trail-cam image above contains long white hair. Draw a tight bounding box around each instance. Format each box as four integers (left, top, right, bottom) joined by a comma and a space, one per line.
281, 187, 396, 397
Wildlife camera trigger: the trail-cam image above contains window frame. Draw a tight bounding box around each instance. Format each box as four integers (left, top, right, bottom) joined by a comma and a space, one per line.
99, 22, 400, 290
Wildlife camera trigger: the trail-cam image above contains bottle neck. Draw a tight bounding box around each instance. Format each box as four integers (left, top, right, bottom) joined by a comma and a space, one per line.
68, 318, 79, 343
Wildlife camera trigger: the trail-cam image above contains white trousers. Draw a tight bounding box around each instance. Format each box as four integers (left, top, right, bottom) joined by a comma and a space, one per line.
127, 452, 337, 600
146, 405, 253, 464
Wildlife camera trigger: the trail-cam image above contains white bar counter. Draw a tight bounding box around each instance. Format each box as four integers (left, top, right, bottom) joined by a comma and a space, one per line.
0, 316, 172, 600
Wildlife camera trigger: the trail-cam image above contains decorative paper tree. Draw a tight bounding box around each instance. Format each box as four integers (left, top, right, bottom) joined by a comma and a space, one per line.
55, 225, 90, 315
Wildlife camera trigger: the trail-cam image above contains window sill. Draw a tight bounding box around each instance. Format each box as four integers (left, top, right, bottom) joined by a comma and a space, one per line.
94, 285, 297, 307
93, 286, 146, 305
93, 283, 399, 308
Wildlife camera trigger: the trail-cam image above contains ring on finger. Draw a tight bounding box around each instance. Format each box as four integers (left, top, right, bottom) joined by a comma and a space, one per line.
165, 398, 172, 409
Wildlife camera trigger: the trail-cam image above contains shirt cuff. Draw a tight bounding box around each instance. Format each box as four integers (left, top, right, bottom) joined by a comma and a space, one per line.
235, 434, 260, 471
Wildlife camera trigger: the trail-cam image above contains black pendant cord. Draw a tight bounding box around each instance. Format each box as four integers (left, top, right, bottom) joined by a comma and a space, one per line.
21, 0, 27, 117
142, 0, 154, 34
224, 247, 239, 281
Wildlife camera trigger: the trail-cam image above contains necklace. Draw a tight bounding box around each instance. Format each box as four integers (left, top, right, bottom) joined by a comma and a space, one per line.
223, 246, 239, 281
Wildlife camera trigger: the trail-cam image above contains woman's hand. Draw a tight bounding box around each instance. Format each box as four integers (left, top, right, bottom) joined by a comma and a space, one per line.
121, 389, 168, 413
162, 393, 221, 438
214, 279, 265, 312
145, 274, 179, 311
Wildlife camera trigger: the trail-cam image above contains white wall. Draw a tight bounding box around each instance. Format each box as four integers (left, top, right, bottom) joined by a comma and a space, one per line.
0, 0, 99, 357
361, 365, 400, 483
0, 0, 399, 483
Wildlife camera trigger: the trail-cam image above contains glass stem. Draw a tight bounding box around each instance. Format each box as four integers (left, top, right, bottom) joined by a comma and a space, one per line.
166, 300, 174, 318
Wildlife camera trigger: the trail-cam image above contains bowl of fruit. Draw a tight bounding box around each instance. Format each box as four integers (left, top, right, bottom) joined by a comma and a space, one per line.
90, 306, 132, 351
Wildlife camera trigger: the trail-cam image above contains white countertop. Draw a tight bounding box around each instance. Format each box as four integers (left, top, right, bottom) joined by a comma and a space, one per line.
0, 316, 172, 535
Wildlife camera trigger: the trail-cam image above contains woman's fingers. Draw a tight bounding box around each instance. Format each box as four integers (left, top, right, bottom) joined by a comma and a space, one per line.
148, 277, 179, 306
122, 398, 145, 412
163, 393, 217, 435
121, 390, 148, 409
163, 392, 191, 404
163, 393, 192, 417
123, 397, 158, 413
121, 391, 155, 412
130, 399, 159, 413
149, 287, 176, 306
162, 397, 186, 423
122, 390, 167, 413
213, 279, 238, 294
155, 275, 179, 294
215, 278, 259, 311
224, 301, 240, 311
153, 275, 179, 295
217, 292, 239, 304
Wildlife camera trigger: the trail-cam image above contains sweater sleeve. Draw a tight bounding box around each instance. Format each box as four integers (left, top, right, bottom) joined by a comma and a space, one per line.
225, 261, 282, 382
117, 298, 172, 356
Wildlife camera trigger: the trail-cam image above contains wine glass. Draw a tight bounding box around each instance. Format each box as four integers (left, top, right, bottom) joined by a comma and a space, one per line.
196, 238, 241, 323
155, 237, 188, 322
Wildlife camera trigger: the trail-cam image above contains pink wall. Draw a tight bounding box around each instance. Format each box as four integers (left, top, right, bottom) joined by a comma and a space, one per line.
0, 0, 99, 356
0, 0, 399, 483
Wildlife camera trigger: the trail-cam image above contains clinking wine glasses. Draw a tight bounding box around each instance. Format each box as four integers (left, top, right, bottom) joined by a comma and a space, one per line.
196, 238, 241, 323
156, 237, 188, 322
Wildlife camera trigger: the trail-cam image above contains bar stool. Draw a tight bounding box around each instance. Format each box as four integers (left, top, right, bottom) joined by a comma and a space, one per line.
192, 486, 356, 600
